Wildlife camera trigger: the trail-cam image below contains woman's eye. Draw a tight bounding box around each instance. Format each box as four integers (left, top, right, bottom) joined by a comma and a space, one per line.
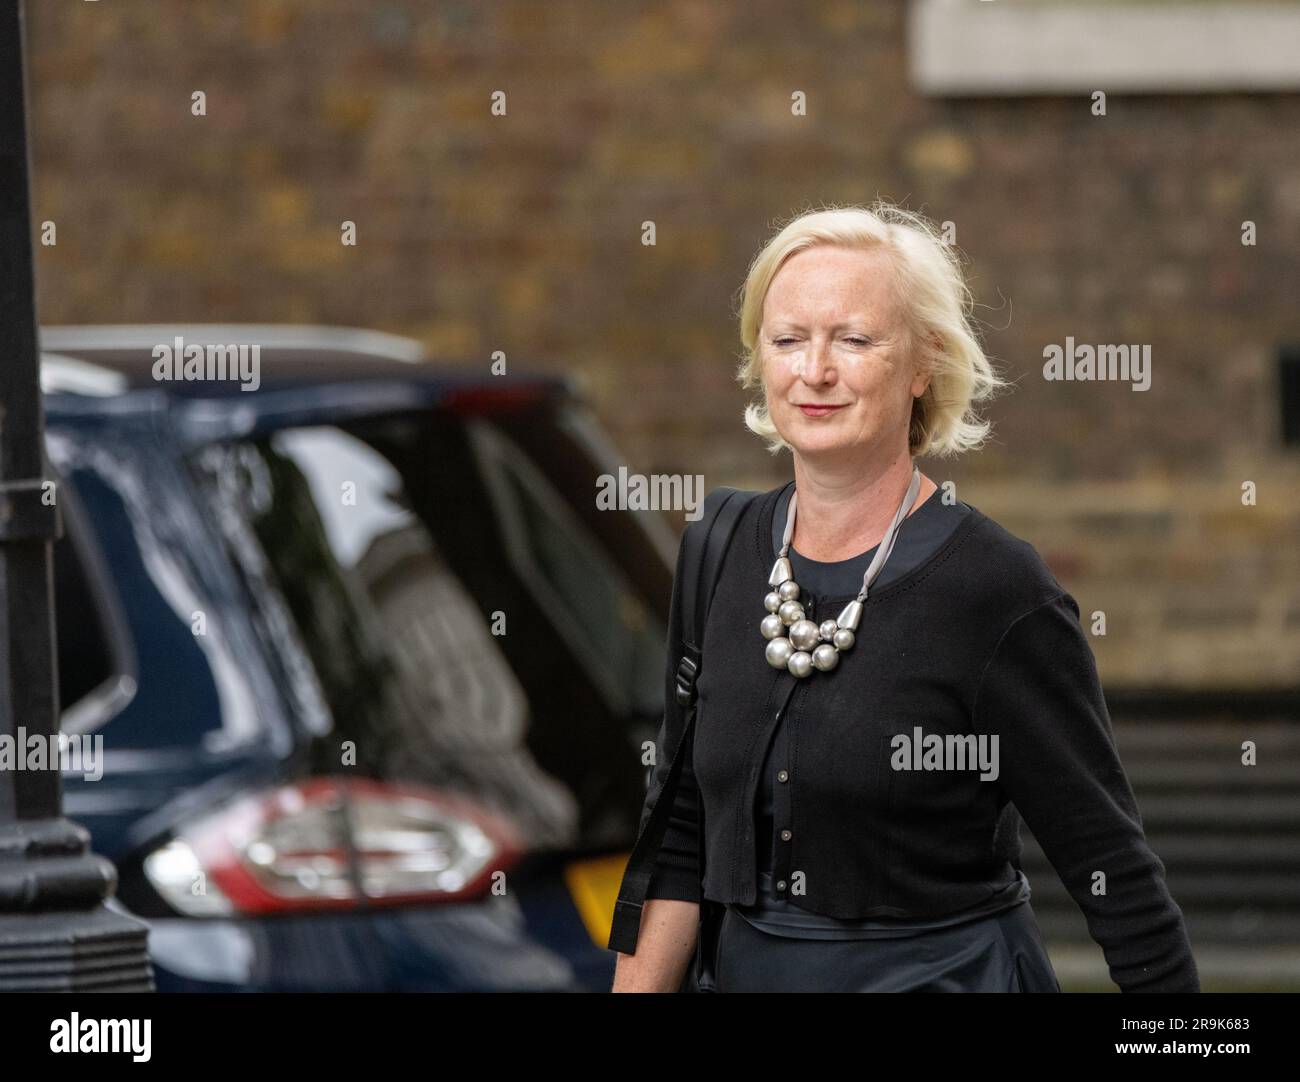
769, 335, 870, 347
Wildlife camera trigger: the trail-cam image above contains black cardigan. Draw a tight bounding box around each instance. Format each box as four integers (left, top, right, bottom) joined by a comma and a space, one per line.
640, 483, 1199, 993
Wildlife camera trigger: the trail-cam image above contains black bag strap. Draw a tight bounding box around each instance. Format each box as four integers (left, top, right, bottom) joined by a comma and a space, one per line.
607, 486, 759, 955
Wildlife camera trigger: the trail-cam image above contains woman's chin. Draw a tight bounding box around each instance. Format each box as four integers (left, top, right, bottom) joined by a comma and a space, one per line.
786, 434, 859, 459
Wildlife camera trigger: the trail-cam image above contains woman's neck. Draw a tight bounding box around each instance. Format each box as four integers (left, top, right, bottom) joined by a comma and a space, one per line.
789, 450, 936, 563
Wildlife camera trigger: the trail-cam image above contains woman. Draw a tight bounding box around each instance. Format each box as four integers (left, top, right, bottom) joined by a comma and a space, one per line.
610, 201, 1199, 993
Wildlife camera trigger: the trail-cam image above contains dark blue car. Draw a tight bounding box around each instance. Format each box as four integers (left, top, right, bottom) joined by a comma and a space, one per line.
40, 324, 673, 991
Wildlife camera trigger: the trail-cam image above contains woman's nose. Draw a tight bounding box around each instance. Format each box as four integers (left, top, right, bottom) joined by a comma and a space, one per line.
801, 339, 835, 384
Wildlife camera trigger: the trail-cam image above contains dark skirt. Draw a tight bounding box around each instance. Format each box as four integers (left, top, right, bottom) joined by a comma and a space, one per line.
711, 900, 1061, 992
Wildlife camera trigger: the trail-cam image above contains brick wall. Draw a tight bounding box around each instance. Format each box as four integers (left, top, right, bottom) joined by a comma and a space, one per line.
25, 0, 1300, 688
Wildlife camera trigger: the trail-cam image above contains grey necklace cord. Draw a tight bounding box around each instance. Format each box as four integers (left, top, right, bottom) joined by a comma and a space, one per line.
779, 464, 923, 603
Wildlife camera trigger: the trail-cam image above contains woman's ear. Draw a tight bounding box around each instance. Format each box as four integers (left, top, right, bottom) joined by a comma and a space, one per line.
911, 332, 940, 398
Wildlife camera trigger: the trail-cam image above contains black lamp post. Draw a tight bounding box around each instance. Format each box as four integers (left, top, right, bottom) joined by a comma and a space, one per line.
0, 0, 153, 990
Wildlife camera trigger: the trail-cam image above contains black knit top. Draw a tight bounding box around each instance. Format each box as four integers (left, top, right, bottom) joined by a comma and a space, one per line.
641, 480, 1199, 992
735, 480, 1031, 938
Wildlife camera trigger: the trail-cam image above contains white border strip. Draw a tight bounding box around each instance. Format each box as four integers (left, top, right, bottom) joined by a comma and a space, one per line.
909, 0, 1300, 95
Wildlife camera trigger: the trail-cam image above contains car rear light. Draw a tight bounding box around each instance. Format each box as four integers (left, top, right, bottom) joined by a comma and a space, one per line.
143, 778, 523, 916
439, 384, 549, 414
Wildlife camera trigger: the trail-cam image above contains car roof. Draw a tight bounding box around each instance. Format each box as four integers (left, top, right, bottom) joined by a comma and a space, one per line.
39, 324, 570, 401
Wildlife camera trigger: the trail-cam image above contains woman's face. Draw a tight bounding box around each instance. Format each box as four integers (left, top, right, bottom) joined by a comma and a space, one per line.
759, 244, 930, 463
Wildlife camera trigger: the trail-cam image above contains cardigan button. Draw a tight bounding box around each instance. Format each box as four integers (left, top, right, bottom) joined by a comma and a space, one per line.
780, 829, 792, 842
777, 770, 789, 783
776, 880, 786, 892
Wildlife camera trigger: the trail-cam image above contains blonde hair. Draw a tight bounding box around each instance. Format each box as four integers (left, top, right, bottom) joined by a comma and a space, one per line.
733, 200, 1009, 458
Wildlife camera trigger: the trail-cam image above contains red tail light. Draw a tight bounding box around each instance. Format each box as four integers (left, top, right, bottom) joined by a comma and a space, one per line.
439, 384, 549, 414
143, 778, 524, 916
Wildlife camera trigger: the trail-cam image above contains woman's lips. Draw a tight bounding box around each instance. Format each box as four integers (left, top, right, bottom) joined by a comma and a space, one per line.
797, 404, 846, 417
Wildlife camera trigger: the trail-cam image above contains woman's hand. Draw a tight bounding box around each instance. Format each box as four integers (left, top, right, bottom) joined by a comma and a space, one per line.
610, 898, 700, 992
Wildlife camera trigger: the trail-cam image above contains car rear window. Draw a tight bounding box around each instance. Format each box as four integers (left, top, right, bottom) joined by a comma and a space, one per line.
187, 404, 669, 852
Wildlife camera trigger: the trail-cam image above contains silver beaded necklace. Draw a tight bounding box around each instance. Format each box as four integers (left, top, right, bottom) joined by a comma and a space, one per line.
762, 464, 923, 678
